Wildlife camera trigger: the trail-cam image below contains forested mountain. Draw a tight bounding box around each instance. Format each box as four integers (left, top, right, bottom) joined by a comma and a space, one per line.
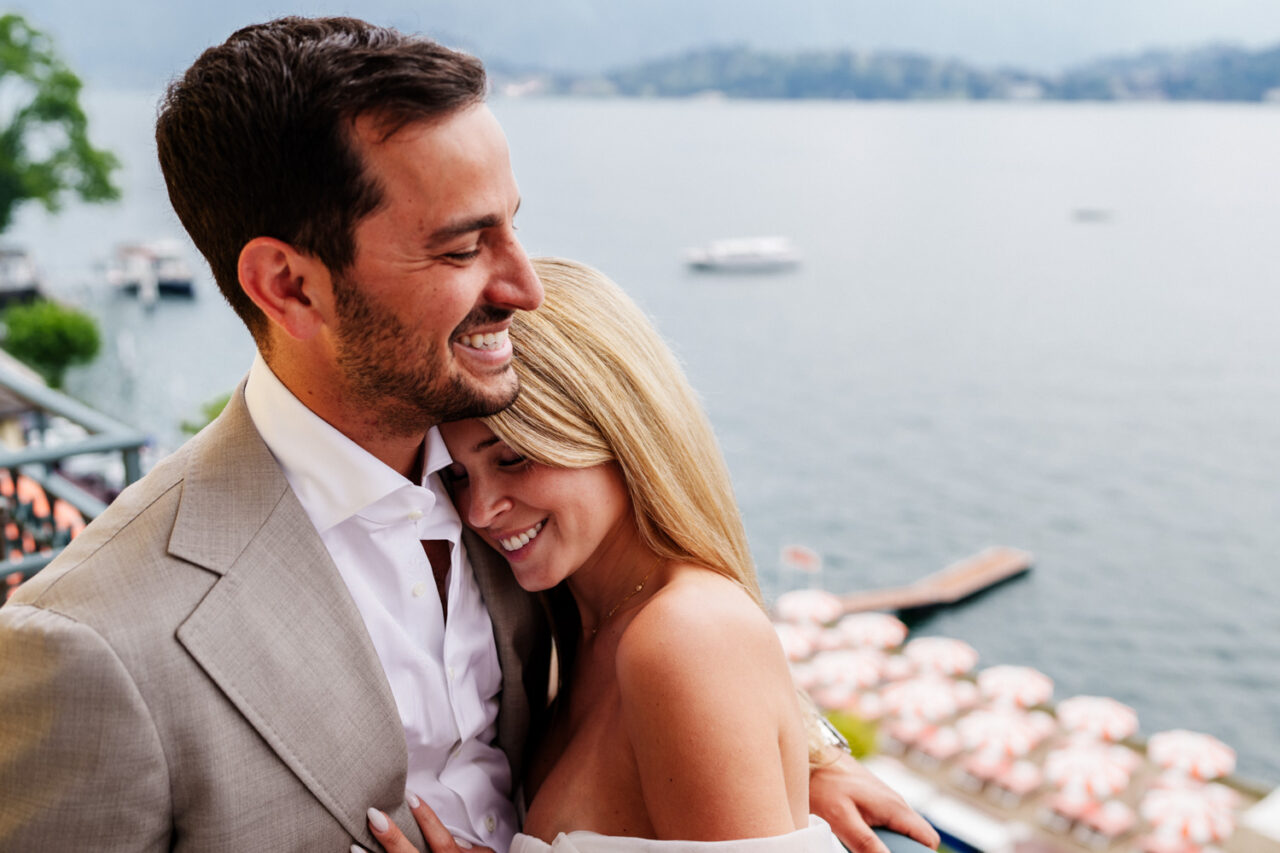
506, 42, 1280, 101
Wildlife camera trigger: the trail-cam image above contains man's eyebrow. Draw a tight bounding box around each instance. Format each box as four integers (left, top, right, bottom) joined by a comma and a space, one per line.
426, 214, 500, 246
425, 198, 522, 247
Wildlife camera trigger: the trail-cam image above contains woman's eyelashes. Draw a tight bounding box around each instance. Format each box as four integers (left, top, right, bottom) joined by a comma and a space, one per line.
496, 452, 528, 470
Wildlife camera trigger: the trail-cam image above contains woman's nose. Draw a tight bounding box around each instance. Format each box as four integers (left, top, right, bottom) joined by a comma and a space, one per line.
467, 481, 513, 529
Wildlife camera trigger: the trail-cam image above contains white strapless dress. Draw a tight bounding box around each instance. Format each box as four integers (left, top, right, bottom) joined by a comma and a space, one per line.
510, 816, 845, 853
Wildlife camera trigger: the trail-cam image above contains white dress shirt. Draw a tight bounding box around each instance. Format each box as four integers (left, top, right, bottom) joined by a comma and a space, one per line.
244, 354, 516, 849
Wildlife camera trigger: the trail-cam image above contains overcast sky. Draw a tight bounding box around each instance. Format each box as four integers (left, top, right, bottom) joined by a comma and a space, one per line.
10, 0, 1280, 90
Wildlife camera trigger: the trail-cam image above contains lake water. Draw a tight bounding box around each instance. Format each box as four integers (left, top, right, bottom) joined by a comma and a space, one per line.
10, 92, 1280, 786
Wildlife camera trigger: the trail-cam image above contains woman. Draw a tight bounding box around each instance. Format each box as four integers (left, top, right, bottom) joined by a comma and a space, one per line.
371, 258, 845, 852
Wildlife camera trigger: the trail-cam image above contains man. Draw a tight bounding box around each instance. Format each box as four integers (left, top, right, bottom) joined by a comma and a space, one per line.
0, 17, 938, 853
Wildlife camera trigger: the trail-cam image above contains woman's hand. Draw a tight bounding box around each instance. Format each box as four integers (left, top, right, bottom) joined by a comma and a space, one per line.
357, 792, 495, 853
809, 752, 940, 853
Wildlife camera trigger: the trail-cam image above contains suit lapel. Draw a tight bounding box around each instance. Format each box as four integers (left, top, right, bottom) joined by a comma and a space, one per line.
172, 390, 408, 840
465, 528, 549, 784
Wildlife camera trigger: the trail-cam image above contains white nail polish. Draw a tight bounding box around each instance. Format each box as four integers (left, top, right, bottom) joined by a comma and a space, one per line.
455, 839, 473, 849
406, 790, 421, 808
367, 807, 390, 833
352, 846, 365, 853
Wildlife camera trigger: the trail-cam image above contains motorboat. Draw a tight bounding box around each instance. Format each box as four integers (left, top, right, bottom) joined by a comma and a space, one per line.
685, 236, 800, 272
106, 240, 196, 302
0, 247, 44, 308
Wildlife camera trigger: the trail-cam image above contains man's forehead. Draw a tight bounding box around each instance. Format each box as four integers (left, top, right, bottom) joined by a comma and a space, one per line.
345, 104, 518, 241
349, 102, 493, 152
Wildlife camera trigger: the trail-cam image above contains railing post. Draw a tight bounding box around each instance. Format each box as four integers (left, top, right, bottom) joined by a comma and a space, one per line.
123, 448, 143, 486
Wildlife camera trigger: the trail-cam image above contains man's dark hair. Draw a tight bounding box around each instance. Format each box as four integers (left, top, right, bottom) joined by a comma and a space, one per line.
156, 17, 487, 346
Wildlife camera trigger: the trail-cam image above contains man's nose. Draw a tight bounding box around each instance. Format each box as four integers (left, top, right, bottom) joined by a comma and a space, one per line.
489, 231, 542, 312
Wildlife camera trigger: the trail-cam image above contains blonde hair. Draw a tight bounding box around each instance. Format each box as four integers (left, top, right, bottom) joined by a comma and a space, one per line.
484, 257, 762, 606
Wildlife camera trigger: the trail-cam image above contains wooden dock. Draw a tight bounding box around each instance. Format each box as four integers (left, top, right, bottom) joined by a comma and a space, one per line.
838, 546, 1033, 614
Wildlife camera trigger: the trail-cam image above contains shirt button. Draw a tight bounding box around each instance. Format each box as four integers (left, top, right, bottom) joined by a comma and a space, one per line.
484, 816, 497, 833
407, 509, 424, 520
447, 665, 456, 681
411, 582, 427, 598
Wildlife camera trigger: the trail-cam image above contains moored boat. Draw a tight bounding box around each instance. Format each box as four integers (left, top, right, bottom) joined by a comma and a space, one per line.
0, 247, 45, 308
685, 236, 801, 272
105, 240, 196, 302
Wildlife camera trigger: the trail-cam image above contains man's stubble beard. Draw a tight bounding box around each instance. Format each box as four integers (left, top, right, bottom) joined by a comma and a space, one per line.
331, 272, 519, 436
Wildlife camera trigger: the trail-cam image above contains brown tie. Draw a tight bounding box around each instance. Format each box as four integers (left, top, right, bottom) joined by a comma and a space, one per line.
422, 539, 452, 621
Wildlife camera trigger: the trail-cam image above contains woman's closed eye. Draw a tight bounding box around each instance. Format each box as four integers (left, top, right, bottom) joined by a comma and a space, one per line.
441, 463, 469, 486
497, 452, 529, 470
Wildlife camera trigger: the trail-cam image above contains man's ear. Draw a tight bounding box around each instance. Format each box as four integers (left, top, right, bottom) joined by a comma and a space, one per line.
237, 237, 333, 341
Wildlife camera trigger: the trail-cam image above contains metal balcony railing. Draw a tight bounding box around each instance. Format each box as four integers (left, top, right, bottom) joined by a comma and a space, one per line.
0, 361, 148, 590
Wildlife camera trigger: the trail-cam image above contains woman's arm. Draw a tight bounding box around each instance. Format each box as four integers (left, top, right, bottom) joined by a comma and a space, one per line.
616, 581, 806, 841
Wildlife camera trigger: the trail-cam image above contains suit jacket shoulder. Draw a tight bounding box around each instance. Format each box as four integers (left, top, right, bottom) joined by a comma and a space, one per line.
1, 386, 551, 850
0, 388, 405, 849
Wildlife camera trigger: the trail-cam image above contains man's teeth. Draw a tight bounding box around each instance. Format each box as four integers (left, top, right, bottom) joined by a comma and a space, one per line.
459, 329, 508, 350
500, 521, 545, 552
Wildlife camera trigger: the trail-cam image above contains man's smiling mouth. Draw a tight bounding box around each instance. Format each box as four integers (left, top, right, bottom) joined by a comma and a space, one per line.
457, 329, 509, 351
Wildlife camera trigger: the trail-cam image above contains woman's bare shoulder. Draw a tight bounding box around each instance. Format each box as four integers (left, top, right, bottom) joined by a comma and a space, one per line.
612, 565, 805, 839
616, 566, 786, 696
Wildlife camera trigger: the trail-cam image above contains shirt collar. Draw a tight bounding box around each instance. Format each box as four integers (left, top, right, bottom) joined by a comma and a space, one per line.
243, 353, 439, 534
422, 423, 455, 481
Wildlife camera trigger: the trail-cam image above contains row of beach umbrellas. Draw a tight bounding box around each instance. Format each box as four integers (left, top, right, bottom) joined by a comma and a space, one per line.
773, 594, 1244, 847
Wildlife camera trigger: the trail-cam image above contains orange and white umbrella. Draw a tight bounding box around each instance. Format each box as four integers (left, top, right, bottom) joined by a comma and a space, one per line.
977, 665, 1054, 708
903, 636, 979, 676
774, 589, 843, 625
882, 716, 934, 747
848, 690, 886, 721
1047, 791, 1101, 822
1044, 741, 1135, 800
882, 674, 973, 723
813, 628, 850, 653
958, 707, 1055, 759
993, 759, 1043, 796
807, 648, 889, 692
917, 725, 963, 761
1147, 730, 1237, 781
960, 750, 1009, 783
780, 544, 823, 573
1152, 774, 1242, 810
1140, 787, 1235, 845
1082, 800, 1137, 838
834, 612, 908, 649
773, 622, 819, 662
52, 499, 87, 536
811, 682, 859, 712
882, 654, 917, 682
1057, 695, 1139, 742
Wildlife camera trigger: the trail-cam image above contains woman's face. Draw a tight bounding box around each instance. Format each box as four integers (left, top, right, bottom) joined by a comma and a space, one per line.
439, 419, 634, 592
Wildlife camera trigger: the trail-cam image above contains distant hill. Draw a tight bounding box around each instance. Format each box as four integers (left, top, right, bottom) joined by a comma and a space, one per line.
1056, 44, 1280, 100
499, 42, 1280, 102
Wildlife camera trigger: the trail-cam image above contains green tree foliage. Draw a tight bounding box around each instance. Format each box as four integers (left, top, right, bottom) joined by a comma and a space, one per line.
181, 392, 232, 435
1, 298, 101, 388
825, 710, 878, 759
0, 13, 120, 233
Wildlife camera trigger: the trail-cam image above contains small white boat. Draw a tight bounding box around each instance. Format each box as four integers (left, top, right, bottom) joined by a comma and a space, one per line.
0, 247, 44, 307
685, 236, 801, 272
106, 240, 196, 302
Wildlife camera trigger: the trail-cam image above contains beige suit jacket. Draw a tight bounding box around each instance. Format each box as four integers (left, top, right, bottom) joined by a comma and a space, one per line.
0, 388, 550, 851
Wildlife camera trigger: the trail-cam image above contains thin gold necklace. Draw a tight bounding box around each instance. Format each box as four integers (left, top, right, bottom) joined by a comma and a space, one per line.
591, 569, 657, 637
